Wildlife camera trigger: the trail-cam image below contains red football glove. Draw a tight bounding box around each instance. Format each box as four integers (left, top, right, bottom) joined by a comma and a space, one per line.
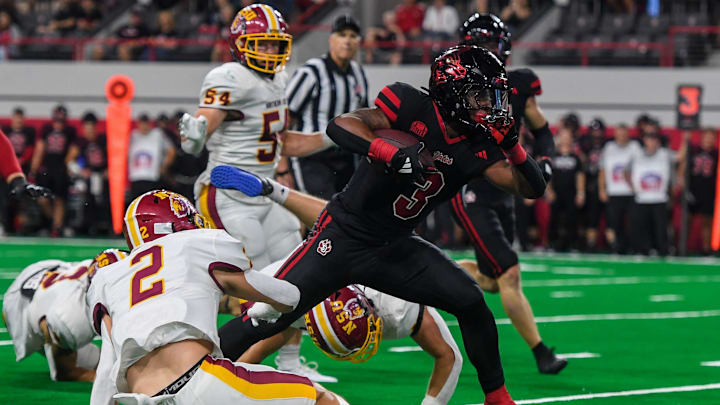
481, 115, 519, 151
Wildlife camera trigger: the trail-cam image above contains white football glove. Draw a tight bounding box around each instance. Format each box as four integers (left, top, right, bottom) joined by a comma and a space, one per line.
179, 113, 208, 155
247, 302, 282, 327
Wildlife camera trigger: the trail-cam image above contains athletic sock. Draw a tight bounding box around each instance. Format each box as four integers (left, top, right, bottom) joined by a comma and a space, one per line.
275, 343, 301, 369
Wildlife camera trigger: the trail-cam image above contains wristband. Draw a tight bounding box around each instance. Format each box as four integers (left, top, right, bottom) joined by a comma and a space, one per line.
504, 143, 527, 165
368, 138, 399, 164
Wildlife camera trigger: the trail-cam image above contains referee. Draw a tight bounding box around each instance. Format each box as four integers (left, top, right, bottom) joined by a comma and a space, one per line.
285, 15, 369, 200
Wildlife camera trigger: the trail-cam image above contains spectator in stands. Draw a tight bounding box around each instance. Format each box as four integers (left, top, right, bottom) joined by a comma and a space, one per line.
599, 124, 641, 253
500, 0, 531, 33
607, 0, 635, 14
37, 0, 82, 37
547, 128, 585, 251
422, 0, 459, 42
468, 0, 490, 14
679, 128, 718, 253
127, 113, 176, 201
577, 118, 607, 250
364, 11, 405, 65
0, 9, 20, 60
115, 7, 150, 61
626, 131, 673, 256
31, 105, 79, 237
1, 107, 37, 233
211, 4, 234, 63
77, 111, 110, 235
560, 112, 581, 139
76, 0, 102, 36
395, 0, 425, 39
1, 107, 36, 174
152, 10, 179, 61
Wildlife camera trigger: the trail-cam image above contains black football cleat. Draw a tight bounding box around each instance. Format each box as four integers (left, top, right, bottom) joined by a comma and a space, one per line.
536, 348, 568, 374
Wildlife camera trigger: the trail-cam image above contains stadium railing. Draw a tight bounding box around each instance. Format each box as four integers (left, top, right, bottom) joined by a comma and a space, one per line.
0, 25, 718, 65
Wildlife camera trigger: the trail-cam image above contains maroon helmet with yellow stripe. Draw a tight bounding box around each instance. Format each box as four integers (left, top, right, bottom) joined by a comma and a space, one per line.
229, 3, 292, 74
87, 248, 129, 283
304, 285, 383, 363
123, 190, 210, 250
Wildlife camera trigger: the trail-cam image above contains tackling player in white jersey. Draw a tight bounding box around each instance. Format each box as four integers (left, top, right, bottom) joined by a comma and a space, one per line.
87, 189, 348, 405
2, 249, 126, 382
178, 3, 335, 382
212, 165, 463, 405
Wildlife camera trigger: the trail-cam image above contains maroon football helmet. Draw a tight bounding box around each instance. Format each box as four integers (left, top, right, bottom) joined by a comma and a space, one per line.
229, 3, 292, 74
123, 190, 209, 250
304, 285, 383, 363
87, 248, 129, 283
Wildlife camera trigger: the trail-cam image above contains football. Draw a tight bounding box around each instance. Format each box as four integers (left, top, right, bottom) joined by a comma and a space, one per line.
373, 129, 435, 169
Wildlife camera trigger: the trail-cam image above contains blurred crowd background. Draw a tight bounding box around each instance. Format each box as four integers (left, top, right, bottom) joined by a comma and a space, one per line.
0, 0, 718, 257
1, 104, 716, 257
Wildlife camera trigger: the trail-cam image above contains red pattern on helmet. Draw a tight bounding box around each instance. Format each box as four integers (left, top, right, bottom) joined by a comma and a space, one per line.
123, 189, 209, 250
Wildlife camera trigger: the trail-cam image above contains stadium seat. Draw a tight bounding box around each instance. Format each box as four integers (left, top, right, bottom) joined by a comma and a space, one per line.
598, 13, 636, 36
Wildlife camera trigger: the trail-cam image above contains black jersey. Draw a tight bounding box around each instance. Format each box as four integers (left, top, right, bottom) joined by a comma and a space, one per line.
327, 82, 504, 240
552, 152, 582, 197
467, 67, 542, 205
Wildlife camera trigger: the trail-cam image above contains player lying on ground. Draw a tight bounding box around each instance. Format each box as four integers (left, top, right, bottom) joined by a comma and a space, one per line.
88, 190, 348, 405
213, 164, 463, 405
216, 46, 549, 405
2, 249, 126, 382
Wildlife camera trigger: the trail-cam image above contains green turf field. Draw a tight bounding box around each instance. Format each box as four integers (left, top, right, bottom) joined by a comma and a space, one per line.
1, 238, 719, 404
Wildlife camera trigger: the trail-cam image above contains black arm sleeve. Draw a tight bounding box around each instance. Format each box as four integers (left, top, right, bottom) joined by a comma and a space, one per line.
326, 119, 372, 156
515, 155, 547, 199
531, 122, 555, 157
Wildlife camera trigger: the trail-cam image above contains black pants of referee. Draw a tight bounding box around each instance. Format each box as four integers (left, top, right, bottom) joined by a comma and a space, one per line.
219, 209, 505, 393
631, 202, 669, 256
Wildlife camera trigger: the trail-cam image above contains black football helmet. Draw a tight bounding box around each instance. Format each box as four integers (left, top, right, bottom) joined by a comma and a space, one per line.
429, 45, 509, 135
458, 13, 512, 63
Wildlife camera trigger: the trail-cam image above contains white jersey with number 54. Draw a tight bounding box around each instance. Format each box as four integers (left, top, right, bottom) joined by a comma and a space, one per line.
195, 62, 289, 191
86, 228, 251, 393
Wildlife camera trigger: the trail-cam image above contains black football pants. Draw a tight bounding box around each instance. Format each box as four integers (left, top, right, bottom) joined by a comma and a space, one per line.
219, 209, 505, 393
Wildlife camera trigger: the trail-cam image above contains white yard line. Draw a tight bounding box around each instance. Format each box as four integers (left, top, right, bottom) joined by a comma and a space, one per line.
0, 328, 6, 333
518, 251, 720, 266
557, 352, 600, 359
445, 309, 720, 326
550, 267, 611, 276
502, 382, 720, 404
550, 291, 584, 299
0, 340, 13, 346
388, 346, 423, 353
524, 275, 720, 288
649, 294, 684, 302
701, 361, 720, 367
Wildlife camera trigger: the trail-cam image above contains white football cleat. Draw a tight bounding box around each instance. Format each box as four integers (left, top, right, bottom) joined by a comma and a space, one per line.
275, 356, 339, 383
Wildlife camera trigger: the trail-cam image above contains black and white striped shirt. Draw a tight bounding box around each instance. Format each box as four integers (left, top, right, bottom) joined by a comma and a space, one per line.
285, 54, 369, 133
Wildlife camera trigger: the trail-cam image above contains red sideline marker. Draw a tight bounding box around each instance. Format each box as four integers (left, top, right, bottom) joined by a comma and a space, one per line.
105, 75, 134, 234
713, 132, 720, 251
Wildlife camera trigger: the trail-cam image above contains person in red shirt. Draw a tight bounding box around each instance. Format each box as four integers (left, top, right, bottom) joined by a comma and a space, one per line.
395, 0, 425, 38
1, 128, 51, 199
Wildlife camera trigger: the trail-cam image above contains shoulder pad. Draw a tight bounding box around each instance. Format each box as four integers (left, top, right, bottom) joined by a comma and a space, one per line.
509, 68, 542, 96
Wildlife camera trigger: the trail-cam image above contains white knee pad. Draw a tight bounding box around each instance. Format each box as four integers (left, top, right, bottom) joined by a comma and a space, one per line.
244, 270, 300, 309
427, 307, 463, 405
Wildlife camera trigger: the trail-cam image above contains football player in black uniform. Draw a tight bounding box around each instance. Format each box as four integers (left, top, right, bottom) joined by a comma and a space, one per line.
452, 13, 567, 375
219, 46, 547, 405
